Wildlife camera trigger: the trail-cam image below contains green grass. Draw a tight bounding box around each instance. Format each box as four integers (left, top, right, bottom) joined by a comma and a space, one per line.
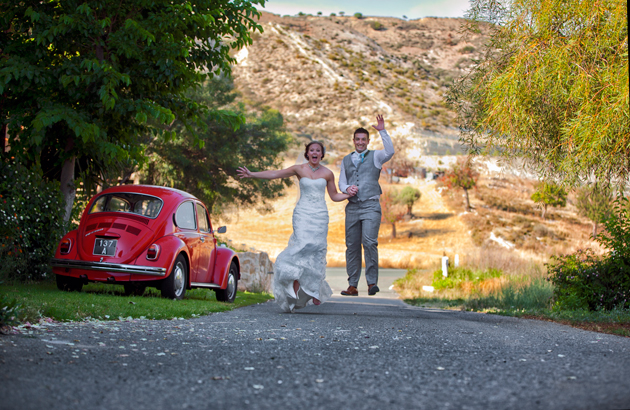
431, 267, 502, 290
403, 277, 630, 337
0, 281, 273, 323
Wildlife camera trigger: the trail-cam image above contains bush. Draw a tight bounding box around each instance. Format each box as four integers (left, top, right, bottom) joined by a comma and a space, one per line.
0, 161, 66, 282
370, 21, 383, 31
0, 291, 22, 328
432, 266, 502, 290
547, 198, 630, 310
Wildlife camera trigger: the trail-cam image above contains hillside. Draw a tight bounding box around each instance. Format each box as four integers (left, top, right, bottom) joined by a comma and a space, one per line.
232, 12, 489, 160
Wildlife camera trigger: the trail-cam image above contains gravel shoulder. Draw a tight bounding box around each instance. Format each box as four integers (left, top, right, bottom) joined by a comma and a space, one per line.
1, 296, 629, 410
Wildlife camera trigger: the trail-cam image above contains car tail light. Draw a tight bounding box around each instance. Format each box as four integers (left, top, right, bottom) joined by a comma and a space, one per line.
146, 244, 160, 261
60, 238, 72, 255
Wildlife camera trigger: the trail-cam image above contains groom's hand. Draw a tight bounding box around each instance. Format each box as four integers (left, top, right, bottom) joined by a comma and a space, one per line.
372, 114, 385, 132
347, 185, 358, 196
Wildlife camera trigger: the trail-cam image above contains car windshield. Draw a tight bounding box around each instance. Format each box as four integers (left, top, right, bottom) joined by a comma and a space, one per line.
89, 193, 163, 219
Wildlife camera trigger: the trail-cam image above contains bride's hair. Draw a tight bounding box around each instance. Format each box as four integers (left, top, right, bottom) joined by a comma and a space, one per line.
304, 141, 325, 160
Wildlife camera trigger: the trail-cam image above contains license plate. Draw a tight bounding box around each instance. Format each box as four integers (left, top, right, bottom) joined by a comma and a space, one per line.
93, 238, 118, 256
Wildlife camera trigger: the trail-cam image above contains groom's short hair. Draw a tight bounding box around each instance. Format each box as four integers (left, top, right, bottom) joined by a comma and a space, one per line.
353, 127, 370, 139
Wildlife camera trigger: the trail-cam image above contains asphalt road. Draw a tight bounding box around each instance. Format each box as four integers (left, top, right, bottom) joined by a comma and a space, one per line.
2, 288, 630, 410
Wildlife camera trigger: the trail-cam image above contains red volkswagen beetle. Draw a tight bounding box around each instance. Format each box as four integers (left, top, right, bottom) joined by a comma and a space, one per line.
51, 185, 239, 302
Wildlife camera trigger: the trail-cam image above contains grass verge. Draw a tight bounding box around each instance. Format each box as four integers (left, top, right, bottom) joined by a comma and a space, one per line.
397, 267, 630, 337
0, 281, 273, 323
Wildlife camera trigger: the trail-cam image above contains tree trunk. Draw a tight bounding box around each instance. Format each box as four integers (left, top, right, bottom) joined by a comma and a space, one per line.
541, 204, 548, 220
592, 221, 598, 238
60, 156, 76, 224
391, 222, 396, 238
463, 188, 471, 211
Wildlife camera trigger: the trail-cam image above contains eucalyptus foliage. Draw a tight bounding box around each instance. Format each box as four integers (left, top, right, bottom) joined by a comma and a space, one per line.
0, 0, 264, 204
448, 0, 629, 188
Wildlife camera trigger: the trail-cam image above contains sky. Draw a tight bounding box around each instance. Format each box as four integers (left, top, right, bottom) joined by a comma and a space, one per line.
256, 0, 471, 20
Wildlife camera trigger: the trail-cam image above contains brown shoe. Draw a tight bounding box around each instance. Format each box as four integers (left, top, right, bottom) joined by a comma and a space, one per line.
341, 286, 359, 296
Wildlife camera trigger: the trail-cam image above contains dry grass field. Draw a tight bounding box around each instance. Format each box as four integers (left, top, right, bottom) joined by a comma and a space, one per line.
220, 158, 601, 279
220, 167, 474, 269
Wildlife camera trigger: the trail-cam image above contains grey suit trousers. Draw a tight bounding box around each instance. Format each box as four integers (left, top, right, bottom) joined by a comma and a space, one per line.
345, 199, 381, 287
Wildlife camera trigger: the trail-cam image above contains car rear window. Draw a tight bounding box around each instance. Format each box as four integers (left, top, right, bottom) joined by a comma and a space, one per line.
89, 193, 163, 219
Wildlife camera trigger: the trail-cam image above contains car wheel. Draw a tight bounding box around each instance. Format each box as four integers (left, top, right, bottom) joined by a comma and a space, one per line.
215, 261, 238, 303
56, 274, 83, 292
161, 254, 187, 300
124, 283, 147, 296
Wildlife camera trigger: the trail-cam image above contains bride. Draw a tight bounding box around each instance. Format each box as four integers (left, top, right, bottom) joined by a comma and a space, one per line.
237, 141, 355, 312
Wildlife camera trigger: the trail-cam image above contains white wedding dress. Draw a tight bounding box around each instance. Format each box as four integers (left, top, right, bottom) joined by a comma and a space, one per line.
273, 178, 333, 312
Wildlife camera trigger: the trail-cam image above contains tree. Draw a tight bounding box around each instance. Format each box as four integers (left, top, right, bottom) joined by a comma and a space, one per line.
531, 182, 567, 220
380, 188, 405, 238
442, 158, 478, 211
354, 13, 363, 19
0, 0, 264, 221
575, 185, 613, 237
447, 0, 629, 189
339, 11, 345, 16
398, 186, 421, 216
144, 76, 292, 215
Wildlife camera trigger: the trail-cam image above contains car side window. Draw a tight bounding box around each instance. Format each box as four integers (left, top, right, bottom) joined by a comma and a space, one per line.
175, 201, 196, 230
196, 204, 210, 233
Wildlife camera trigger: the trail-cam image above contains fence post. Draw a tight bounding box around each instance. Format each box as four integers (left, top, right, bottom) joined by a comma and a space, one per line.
441, 256, 449, 277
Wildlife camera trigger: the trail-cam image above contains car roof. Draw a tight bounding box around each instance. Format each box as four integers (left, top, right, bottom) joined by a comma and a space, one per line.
98, 185, 198, 202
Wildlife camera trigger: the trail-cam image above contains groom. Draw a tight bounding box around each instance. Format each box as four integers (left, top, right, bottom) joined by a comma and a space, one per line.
339, 114, 395, 296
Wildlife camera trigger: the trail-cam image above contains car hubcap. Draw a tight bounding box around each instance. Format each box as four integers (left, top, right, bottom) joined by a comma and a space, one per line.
227, 272, 236, 299
174, 262, 185, 297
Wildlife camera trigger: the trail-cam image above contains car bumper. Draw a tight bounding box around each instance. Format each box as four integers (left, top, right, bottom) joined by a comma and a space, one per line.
50, 258, 167, 277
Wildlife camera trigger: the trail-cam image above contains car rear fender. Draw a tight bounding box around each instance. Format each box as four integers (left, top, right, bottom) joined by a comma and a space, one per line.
133, 235, 189, 280
214, 247, 239, 289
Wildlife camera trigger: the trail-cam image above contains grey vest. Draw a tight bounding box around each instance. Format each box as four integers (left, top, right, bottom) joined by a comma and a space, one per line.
343, 150, 382, 203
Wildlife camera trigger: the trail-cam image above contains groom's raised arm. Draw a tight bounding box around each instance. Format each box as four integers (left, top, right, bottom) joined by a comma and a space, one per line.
373, 129, 395, 169
370, 114, 395, 168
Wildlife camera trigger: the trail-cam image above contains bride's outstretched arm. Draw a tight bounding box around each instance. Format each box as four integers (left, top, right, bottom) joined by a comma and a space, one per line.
326, 175, 354, 202
237, 165, 298, 180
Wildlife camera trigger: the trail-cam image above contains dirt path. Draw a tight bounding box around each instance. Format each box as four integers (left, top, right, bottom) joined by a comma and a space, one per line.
220, 169, 474, 269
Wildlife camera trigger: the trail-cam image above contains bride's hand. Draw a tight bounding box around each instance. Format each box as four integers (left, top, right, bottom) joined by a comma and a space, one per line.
237, 166, 252, 179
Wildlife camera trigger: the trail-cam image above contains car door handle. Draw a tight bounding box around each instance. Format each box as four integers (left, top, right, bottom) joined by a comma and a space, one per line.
200, 237, 205, 243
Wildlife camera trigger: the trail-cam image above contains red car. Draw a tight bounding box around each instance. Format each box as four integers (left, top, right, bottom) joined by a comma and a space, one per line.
51, 185, 240, 302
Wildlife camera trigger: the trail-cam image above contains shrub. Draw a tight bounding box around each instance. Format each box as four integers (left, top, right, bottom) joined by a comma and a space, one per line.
547, 198, 630, 310
432, 266, 502, 290
0, 161, 66, 282
0, 290, 22, 328
370, 21, 383, 31
354, 12, 363, 19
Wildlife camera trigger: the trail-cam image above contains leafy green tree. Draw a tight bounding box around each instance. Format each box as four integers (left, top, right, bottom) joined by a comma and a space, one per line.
442, 158, 478, 211
354, 13, 363, 19
531, 182, 567, 220
575, 185, 613, 237
144, 76, 292, 214
397, 186, 421, 216
447, 0, 629, 188
0, 0, 264, 221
